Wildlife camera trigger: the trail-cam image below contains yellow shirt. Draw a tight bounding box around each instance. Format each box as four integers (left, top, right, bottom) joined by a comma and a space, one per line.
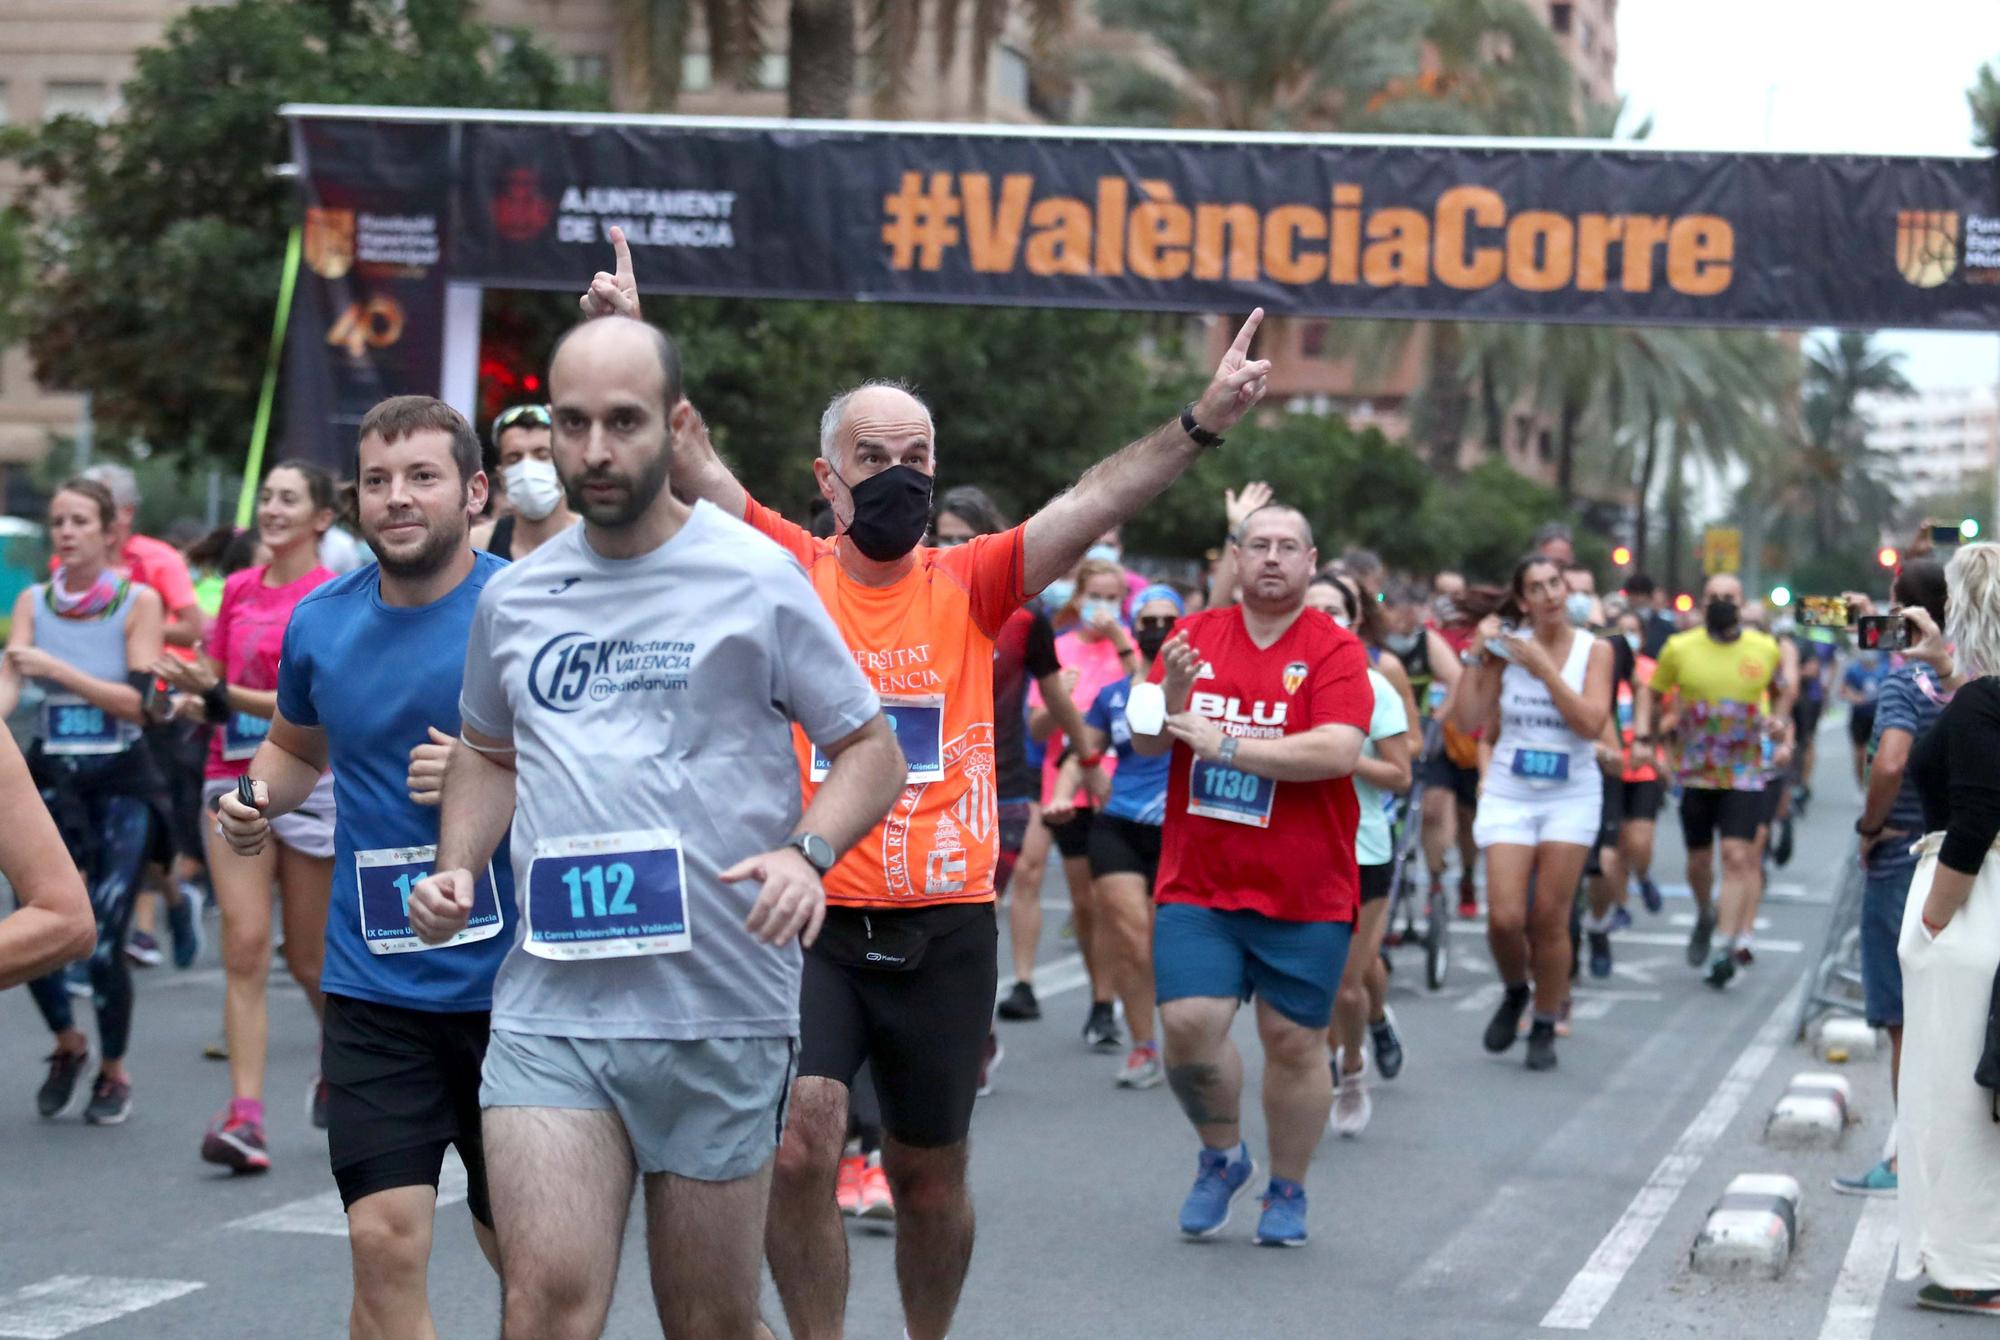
1649, 628, 1781, 790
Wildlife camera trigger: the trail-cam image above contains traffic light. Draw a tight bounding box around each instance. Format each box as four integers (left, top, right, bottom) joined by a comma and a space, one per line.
1770, 586, 1792, 607
1611, 545, 1632, 567
1673, 593, 1694, 613
1964, 518, 1982, 540
1878, 546, 1899, 568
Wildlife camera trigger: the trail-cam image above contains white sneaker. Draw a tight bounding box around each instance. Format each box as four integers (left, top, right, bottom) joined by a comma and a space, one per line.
1116, 1045, 1163, 1089
1330, 1048, 1372, 1138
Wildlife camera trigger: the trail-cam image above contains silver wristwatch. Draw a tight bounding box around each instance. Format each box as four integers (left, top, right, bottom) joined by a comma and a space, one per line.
1218, 735, 1240, 765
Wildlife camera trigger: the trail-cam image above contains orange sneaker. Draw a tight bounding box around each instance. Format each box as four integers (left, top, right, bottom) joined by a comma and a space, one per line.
835, 1154, 866, 1217
858, 1157, 895, 1227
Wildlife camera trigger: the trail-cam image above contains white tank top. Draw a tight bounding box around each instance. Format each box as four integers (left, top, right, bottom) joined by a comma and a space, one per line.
1489, 629, 1599, 795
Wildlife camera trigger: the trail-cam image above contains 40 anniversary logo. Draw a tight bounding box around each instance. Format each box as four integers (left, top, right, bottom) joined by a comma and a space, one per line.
528, 632, 696, 712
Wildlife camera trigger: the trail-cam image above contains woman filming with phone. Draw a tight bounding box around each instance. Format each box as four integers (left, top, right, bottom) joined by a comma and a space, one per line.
1452, 555, 1613, 1072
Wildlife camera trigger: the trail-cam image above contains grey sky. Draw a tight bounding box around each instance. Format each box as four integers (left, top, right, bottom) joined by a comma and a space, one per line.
1618, 0, 2000, 389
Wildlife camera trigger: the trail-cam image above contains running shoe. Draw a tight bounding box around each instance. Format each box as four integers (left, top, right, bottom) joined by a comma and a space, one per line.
201, 1110, 271, 1174
976, 1033, 1003, 1098
1918, 1284, 2000, 1315
1831, 1159, 1897, 1197
1083, 1002, 1122, 1052
308, 1075, 330, 1130
857, 1156, 895, 1228
1772, 817, 1794, 868
1457, 874, 1479, 921
1179, 1144, 1256, 1240
124, 931, 164, 968
1705, 951, 1737, 990
1116, 1043, 1163, 1090
1253, 1178, 1309, 1247
1733, 945, 1756, 968
1639, 879, 1663, 915
83, 1073, 132, 1125
1525, 1019, 1559, 1072
1483, 986, 1529, 1054
995, 981, 1041, 1021
1370, 1008, 1406, 1081
37, 1045, 93, 1119
1330, 1052, 1371, 1138
835, 1153, 866, 1216
1609, 905, 1633, 934
1588, 930, 1613, 979
1686, 907, 1717, 968
167, 883, 205, 969
202, 1038, 229, 1061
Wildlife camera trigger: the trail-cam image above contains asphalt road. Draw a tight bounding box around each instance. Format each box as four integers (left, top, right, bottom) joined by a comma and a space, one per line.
0, 711, 1981, 1339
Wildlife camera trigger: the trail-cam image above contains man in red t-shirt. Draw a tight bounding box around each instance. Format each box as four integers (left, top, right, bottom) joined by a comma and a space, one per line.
576, 228, 1277, 1340
1132, 504, 1370, 1249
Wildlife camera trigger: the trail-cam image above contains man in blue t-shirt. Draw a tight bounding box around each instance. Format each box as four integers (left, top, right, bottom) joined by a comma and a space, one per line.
1841, 652, 1890, 787
217, 397, 513, 1335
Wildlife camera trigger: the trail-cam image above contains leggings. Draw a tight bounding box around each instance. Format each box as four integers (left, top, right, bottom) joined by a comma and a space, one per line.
26, 791, 154, 1061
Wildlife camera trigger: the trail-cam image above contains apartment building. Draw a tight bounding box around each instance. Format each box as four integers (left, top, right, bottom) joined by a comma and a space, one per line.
1862, 385, 2000, 506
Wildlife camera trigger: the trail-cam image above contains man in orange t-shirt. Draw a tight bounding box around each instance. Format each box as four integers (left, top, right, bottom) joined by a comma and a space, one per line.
584, 227, 1275, 1340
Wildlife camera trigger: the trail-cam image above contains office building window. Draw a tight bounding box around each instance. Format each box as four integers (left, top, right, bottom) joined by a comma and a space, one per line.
683, 53, 713, 92
757, 54, 787, 90
995, 46, 1030, 109
1550, 3, 1573, 34
44, 81, 114, 123
568, 54, 609, 86
1300, 321, 1329, 357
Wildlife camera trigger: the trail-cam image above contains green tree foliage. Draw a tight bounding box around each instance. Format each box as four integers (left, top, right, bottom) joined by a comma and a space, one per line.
1971, 60, 2000, 150
2, 0, 598, 465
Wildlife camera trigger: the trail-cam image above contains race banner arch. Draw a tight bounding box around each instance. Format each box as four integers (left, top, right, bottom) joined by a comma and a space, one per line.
277, 104, 2000, 467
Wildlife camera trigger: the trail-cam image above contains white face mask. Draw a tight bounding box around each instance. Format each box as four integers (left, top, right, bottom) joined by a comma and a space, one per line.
502, 458, 564, 522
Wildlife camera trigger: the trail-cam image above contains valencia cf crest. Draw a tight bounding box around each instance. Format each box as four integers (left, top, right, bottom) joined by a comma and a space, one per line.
1283, 661, 1307, 695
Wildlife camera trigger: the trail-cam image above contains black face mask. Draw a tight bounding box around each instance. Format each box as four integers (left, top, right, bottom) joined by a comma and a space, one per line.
838, 465, 933, 562
1136, 625, 1174, 659
1705, 599, 1741, 640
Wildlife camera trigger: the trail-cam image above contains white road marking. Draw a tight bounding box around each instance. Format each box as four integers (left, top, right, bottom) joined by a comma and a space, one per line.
1539, 979, 1802, 1330
1816, 1195, 1900, 1340
1446, 923, 1802, 954
0, 1275, 204, 1339
1452, 983, 1661, 1016
225, 1151, 468, 1237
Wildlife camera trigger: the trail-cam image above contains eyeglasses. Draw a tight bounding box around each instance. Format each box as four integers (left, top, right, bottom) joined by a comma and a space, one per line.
1135, 615, 1178, 631
490, 404, 551, 442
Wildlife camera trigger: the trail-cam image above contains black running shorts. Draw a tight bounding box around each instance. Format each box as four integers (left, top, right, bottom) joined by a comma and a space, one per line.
1677, 786, 1765, 851
1621, 778, 1664, 823
797, 904, 998, 1148
1358, 861, 1392, 904
322, 993, 493, 1227
1087, 813, 1163, 886
1047, 808, 1094, 861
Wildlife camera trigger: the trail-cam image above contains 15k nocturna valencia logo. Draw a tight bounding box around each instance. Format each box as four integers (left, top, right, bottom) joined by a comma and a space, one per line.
528, 632, 695, 711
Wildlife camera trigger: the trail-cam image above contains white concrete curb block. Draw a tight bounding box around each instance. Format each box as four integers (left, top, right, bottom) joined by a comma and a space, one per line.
1690, 1174, 1801, 1280
1814, 1017, 1880, 1062
1766, 1072, 1854, 1149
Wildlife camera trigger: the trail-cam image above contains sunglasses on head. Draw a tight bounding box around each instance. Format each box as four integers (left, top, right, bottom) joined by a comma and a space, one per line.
1135, 614, 1179, 631
490, 403, 551, 442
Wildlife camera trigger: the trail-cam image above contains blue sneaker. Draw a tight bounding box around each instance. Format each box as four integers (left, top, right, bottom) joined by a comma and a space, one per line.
1253, 1178, 1308, 1247
1609, 905, 1633, 934
1831, 1159, 1897, 1197
167, 882, 204, 970
1640, 879, 1663, 914
1178, 1144, 1256, 1240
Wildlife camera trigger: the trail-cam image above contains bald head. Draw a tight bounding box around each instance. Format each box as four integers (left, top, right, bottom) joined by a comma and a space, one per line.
1239, 503, 1314, 549
550, 317, 683, 419
819, 381, 935, 473
1703, 573, 1743, 606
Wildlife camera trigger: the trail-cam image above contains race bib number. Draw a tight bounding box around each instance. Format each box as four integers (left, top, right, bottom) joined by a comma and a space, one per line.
356, 846, 503, 955
42, 696, 121, 756
523, 829, 690, 961
811, 693, 944, 784
1187, 754, 1276, 828
222, 710, 271, 761
1510, 748, 1571, 785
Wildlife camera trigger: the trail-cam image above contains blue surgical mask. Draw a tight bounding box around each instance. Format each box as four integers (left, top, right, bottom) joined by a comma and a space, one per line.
1082, 597, 1122, 625
1085, 543, 1120, 564
1624, 631, 1641, 652
1566, 592, 1594, 627
1041, 579, 1076, 613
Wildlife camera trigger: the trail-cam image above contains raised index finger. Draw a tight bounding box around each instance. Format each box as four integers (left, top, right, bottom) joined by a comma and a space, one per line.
610, 226, 633, 283
1226, 307, 1266, 361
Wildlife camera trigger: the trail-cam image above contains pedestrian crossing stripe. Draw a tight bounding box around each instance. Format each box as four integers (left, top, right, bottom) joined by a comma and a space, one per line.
224, 1151, 469, 1237
0, 1275, 204, 1339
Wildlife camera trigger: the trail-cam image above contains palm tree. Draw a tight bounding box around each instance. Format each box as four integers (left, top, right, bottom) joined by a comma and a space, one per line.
610, 0, 770, 110
1784, 332, 1913, 556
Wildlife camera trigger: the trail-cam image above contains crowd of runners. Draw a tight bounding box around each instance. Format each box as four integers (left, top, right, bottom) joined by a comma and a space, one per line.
0, 231, 1900, 1336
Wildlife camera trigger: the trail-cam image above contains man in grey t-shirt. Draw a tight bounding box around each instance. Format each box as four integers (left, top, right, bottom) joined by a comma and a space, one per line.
410, 316, 905, 1340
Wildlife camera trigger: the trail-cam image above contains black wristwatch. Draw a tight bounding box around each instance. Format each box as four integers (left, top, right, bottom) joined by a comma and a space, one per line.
1180, 402, 1225, 449
788, 832, 837, 874
1855, 819, 1885, 839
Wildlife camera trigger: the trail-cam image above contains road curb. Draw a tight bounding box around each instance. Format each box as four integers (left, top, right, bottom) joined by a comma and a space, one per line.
1766, 1071, 1853, 1149
1690, 1174, 1801, 1280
